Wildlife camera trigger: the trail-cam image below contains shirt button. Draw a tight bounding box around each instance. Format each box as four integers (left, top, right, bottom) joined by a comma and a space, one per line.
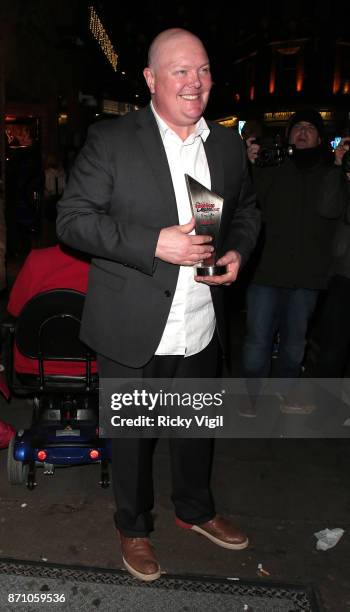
164, 290, 171, 297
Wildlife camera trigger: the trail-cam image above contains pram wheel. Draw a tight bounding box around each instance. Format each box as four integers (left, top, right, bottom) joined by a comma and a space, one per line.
26, 462, 37, 489
7, 437, 29, 485
99, 459, 110, 488
43, 462, 55, 475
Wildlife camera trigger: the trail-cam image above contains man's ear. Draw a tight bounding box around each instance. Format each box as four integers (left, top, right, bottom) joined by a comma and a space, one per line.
143, 67, 155, 94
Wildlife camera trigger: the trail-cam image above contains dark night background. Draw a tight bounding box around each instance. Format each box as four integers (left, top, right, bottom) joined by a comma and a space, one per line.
0, 0, 350, 251
95, 0, 350, 119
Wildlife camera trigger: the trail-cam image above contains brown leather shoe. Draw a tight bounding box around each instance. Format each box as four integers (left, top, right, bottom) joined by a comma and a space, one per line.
175, 515, 249, 550
118, 531, 161, 581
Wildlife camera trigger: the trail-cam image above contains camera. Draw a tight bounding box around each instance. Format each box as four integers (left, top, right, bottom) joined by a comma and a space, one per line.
253, 138, 295, 167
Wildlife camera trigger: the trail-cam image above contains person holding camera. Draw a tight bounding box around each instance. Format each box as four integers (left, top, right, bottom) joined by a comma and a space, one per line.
314, 137, 350, 378
242, 109, 337, 412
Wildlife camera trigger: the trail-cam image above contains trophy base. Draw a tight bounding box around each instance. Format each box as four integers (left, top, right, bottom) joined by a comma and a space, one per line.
195, 265, 226, 277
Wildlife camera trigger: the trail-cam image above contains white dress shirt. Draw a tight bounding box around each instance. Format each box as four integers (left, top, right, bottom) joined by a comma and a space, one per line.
151, 104, 215, 357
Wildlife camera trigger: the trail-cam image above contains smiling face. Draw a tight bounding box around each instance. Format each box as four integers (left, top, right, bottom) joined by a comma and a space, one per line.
288, 121, 321, 149
143, 30, 212, 140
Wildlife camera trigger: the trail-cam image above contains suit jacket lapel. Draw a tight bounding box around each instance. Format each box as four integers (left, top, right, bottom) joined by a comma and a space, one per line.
136, 106, 179, 226
204, 129, 225, 199
135, 109, 225, 226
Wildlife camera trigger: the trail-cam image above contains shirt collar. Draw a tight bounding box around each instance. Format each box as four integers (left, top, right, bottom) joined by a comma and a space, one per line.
150, 102, 210, 143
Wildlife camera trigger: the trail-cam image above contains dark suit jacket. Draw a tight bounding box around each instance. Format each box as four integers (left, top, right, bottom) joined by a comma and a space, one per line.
57, 105, 260, 367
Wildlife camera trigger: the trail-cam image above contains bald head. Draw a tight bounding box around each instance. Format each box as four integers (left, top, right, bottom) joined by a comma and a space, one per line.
143, 27, 212, 140
147, 28, 207, 69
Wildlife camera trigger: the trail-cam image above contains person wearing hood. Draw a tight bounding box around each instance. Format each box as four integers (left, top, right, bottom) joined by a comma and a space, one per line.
242, 109, 337, 412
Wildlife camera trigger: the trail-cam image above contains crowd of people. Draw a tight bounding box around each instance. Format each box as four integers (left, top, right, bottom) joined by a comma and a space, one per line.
1, 26, 350, 582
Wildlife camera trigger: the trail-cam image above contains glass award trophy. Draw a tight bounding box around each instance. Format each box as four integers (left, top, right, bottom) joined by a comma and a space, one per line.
185, 174, 225, 277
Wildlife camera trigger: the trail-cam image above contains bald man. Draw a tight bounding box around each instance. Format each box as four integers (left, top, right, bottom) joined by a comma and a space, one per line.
57, 28, 260, 581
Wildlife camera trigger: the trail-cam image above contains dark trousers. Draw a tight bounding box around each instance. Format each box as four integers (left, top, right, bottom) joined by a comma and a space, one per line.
243, 283, 319, 378
98, 336, 219, 537
316, 275, 350, 377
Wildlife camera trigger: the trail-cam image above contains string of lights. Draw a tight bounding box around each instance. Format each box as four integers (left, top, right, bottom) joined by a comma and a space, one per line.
89, 5, 118, 71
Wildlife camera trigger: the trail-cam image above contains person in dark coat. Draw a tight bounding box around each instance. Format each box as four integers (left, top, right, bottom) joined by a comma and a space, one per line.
243, 109, 337, 397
